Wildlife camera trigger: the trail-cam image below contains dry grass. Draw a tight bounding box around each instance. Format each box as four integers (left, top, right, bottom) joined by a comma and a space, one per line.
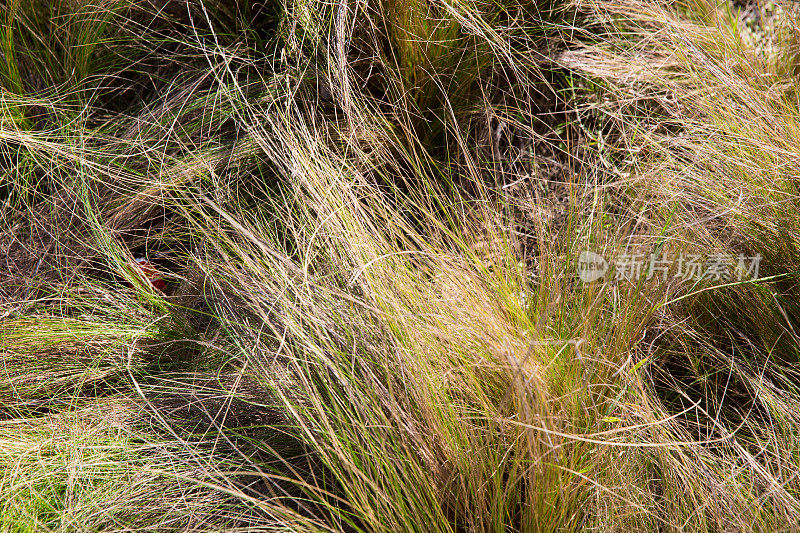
2, 0, 800, 530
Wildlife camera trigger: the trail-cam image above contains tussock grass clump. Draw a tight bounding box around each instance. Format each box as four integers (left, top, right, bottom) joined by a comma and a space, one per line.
3, 0, 800, 530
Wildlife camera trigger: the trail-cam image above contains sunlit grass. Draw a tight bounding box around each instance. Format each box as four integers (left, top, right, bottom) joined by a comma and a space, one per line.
2, 0, 800, 530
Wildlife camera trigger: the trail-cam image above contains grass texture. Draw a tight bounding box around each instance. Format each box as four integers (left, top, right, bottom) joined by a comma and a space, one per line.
2, 0, 800, 530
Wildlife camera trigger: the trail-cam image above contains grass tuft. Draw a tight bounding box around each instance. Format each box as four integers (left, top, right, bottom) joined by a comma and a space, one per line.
3, 0, 800, 530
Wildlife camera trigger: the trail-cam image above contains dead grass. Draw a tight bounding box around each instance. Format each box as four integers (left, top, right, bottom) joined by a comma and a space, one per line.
2, 0, 800, 531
